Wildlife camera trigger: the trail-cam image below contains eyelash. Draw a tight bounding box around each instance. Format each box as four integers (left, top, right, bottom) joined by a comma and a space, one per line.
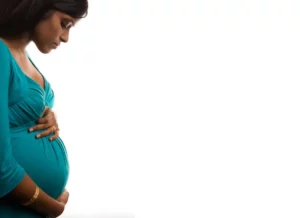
61, 22, 67, 29
61, 22, 72, 30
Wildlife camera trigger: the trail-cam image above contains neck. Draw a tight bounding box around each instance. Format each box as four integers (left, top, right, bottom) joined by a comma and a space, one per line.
1, 36, 31, 55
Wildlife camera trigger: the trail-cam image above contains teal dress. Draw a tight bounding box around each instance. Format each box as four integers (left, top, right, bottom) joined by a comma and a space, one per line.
0, 40, 69, 217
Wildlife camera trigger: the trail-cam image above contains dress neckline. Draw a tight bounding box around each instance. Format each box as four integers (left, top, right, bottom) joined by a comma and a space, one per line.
0, 40, 47, 92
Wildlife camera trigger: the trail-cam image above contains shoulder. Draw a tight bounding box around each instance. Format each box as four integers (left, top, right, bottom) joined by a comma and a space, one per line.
0, 40, 12, 79
0, 40, 11, 61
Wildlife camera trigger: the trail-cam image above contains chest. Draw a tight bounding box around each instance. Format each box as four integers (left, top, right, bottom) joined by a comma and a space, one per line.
8, 59, 55, 127
16, 58, 45, 90
8, 56, 54, 108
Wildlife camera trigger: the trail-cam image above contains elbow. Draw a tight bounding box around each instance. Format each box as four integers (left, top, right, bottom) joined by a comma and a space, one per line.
0, 158, 25, 198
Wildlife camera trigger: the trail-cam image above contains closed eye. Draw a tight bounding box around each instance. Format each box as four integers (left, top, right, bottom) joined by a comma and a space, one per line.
61, 21, 73, 29
61, 22, 67, 29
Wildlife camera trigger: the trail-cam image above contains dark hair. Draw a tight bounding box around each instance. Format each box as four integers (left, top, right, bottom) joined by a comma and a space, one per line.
0, 0, 88, 38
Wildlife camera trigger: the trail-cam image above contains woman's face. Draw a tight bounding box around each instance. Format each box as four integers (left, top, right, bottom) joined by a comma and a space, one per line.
32, 11, 79, 54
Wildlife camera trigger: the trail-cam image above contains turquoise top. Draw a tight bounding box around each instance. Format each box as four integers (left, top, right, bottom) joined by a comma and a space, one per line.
0, 40, 69, 217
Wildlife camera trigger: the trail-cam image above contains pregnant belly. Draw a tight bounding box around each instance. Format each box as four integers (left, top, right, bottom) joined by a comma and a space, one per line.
10, 129, 69, 199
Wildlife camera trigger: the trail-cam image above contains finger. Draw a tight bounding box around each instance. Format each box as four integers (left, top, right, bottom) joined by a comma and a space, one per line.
57, 190, 69, 203
29, 124, 49, 133
37, 114, 54, 124
36, 129, 52, 139
62, 191, 69, 204
65, 192, 69, 204
49, 130, 60, 141
57, 189, 67, 200
41, 106, 50, 117
36, 126, 56, 139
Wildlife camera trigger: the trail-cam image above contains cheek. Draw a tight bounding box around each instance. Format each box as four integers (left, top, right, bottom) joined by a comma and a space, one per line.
34, 23, 61, 44
33, 39, 51, 54
33, 31, 59, 54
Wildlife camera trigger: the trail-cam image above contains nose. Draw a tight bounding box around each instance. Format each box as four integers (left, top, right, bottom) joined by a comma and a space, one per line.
60, 30, 69, 43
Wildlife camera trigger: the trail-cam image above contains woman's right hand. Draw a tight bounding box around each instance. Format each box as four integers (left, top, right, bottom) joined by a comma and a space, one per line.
56, 189, 69, 206
49, 190, 69, 218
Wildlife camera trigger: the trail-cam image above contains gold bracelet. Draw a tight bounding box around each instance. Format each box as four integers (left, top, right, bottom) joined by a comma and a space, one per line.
22, 186, 40, 206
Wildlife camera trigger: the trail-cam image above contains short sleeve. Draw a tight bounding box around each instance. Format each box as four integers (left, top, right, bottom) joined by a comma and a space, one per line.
0, 41, 25, 197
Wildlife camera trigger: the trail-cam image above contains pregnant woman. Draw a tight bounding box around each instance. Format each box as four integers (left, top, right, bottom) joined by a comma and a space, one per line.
0, 0, 88, 217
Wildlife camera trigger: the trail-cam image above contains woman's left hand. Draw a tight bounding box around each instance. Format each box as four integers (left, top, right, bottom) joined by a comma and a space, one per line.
29, 106, 60, 141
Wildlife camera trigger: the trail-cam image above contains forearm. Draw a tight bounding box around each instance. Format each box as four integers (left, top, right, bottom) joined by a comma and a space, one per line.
4, 174, 64, 217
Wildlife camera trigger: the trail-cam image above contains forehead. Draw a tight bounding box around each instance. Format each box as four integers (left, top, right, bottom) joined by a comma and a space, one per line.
51, 11, 79, 24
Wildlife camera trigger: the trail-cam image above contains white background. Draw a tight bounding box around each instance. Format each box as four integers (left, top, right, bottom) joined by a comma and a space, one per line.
28, 0, 300, 217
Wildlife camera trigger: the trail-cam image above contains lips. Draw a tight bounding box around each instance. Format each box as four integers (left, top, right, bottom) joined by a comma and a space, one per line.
54, 41, 61, 47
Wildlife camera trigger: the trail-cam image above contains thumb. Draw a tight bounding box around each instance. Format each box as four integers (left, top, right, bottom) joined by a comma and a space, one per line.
41, 106, 50, 117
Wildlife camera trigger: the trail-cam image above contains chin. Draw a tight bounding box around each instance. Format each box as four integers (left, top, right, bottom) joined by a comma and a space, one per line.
40, 49, 52, 54
39, 47, 52, 54
35, 43, 52, 54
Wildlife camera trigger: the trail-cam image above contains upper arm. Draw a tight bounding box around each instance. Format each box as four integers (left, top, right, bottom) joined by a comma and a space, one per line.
47, 88, 55, 109
0, 41, 25, 197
